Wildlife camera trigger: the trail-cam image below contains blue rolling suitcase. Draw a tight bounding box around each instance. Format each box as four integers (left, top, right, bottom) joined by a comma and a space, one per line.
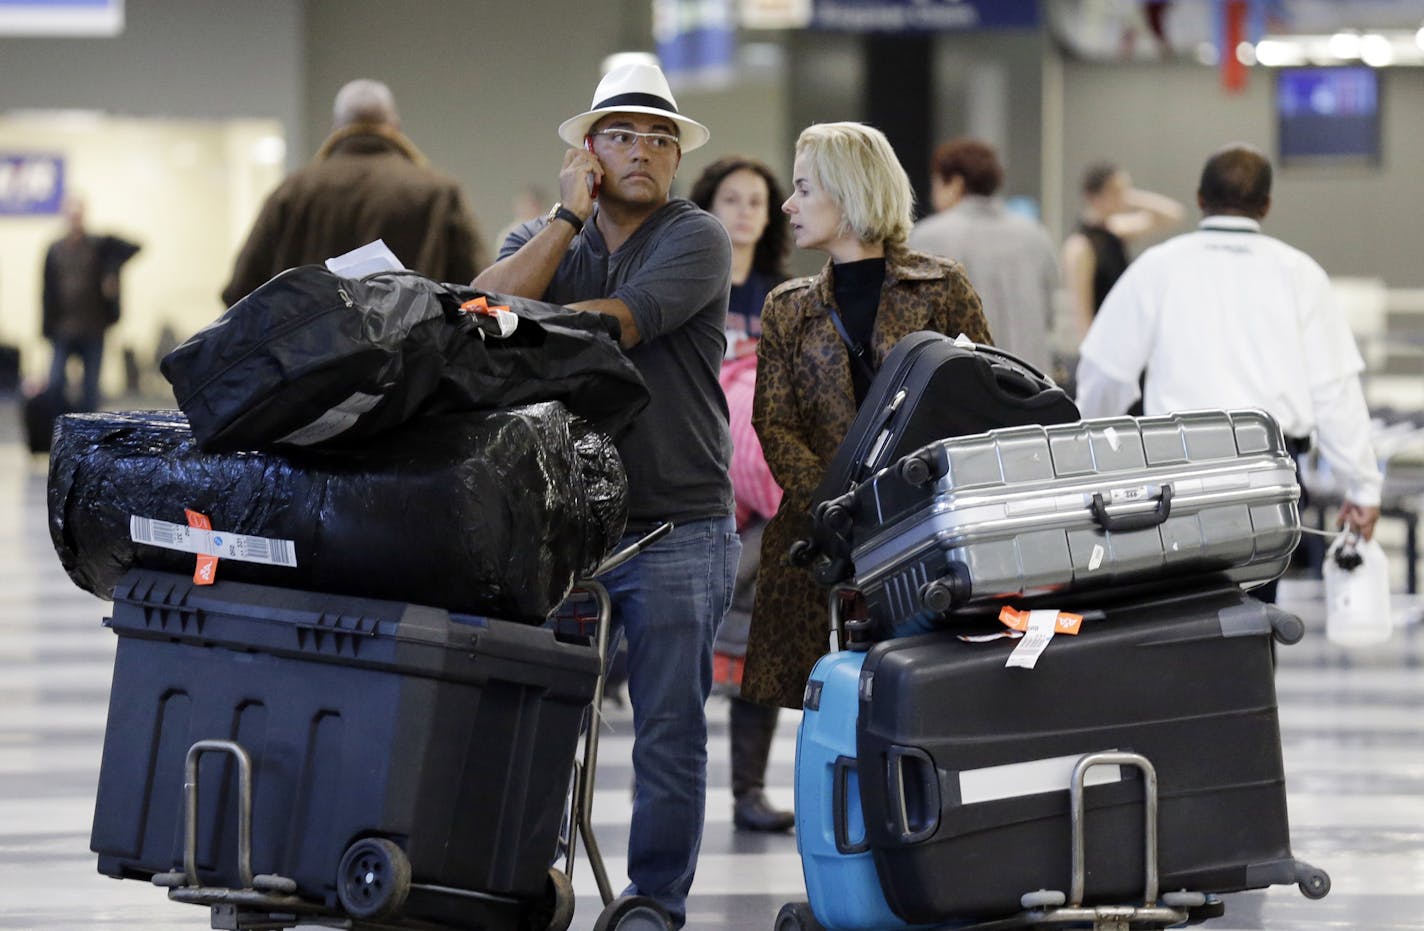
795, 649, 936, 931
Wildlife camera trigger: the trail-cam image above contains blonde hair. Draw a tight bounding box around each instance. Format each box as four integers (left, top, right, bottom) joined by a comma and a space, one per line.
794, 122, 915, 245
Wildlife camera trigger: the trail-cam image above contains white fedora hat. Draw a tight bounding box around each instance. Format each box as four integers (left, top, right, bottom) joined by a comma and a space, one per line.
558, 62, 710, 152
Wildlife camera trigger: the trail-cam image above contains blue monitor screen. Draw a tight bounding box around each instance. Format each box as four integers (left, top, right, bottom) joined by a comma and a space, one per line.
1277, 66, 1380, 165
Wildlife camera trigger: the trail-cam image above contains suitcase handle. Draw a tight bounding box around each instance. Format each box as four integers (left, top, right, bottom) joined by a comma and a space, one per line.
885, 746, 940, 844
831, 755, 871, 855
1090, 485, 1173, 532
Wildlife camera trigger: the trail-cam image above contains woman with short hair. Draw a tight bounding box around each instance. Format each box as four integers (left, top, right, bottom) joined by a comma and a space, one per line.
740, 122, 992, 710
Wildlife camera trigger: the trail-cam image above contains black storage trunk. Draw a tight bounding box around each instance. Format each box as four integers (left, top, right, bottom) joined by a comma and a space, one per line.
855, 586, 1309, 923
90, 570, 600, 927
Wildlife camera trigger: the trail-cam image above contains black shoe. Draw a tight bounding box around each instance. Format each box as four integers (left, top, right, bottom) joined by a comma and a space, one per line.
733, 791, 795, 833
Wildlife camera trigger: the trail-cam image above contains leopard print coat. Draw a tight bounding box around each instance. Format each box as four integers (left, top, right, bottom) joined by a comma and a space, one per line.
740, 244, 991, 709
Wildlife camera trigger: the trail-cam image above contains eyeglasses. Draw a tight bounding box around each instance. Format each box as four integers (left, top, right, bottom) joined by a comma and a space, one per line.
590, 129, 681, 153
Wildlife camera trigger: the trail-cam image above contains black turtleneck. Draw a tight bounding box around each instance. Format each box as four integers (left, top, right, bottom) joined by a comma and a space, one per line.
831, 256, 887, 404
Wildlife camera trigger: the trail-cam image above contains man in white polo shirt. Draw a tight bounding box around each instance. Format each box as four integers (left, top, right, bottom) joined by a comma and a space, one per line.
1076, 143, 1381, 594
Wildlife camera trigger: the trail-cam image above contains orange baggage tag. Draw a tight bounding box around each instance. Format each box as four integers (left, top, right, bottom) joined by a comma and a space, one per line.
998, 606, 1084, 635
185, 509, 219, 586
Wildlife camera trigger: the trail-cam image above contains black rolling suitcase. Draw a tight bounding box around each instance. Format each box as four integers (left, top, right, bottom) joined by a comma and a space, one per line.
801, 332, 1079, 582
21, 390, 67, 454
90, 570, 600, 928
851, 585, 1327, 924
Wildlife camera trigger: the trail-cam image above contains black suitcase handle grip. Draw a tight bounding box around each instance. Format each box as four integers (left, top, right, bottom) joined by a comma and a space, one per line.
1090, 485, 1173, 533
886, 746, 940, 844
832, 755, 871, 855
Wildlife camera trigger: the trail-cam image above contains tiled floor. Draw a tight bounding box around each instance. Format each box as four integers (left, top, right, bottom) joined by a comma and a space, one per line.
2, 413, 1423, 930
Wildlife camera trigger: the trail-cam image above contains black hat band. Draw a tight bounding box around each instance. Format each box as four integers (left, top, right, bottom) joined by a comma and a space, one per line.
592, 92, 678, 114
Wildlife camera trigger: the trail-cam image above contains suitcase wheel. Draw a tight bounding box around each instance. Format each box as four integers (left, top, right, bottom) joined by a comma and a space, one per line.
815, 500, 852, 533
772, 901, 825, 931
1294, 862, 1331, 899
525, 867, 575, 931
592, 894, 674, 931
336, 836, 411, 920
898, 452, 941, 487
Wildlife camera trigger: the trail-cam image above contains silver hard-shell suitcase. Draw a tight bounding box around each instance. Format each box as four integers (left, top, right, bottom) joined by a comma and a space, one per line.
817, 409, 1301, 630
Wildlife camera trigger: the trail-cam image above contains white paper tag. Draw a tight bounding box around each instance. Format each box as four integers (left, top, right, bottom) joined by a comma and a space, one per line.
1005, 610, 1058, 669
1103, 425, 1122, 451
130, 516, 298, 567
488, 308, 519, 337
1105, 484, 1155, 505
325, 239, 403, 277
1088, 543, 1105, 571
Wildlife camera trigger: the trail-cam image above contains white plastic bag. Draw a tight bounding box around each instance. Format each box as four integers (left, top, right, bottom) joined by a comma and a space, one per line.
1323, 532, 1393, 647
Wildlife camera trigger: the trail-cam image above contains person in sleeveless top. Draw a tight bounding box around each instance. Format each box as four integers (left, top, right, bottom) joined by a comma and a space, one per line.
1061, 162, 1183, 345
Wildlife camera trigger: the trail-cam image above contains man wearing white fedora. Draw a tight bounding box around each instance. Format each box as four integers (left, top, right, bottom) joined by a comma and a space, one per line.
475, 62, 737, 927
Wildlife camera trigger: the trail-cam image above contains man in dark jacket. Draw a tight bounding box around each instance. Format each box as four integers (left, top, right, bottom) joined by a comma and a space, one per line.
221, 79, 488, 306
42, 195, 140, 413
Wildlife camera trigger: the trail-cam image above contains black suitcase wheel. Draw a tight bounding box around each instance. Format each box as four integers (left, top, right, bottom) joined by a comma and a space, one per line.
529, 867, 575, 931
773, 901, 825, 930
898, 454, 932, 487
1296, 863, 1331, 899
336, 837, 411, 920
592, 894, 673, 931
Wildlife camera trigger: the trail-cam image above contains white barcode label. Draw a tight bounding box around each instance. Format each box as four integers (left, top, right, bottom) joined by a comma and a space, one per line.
130, 516, 298, 567
1105, 484, 1154, 505
1005, 610, 1058, 669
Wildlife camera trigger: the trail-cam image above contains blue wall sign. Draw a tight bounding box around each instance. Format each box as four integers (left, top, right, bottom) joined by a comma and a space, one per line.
813, 0, 1039, 32
0, 153, 66, 216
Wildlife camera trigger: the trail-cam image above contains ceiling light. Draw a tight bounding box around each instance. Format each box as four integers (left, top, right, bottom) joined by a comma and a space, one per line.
1329, 32, 1361, 59
1360, 34, 1393, 67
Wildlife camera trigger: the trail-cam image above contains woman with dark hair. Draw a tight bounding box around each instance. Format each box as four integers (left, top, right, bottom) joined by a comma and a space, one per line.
690, 156, 790, 359
690, 155, 796, 832
1061, 162, 1183, 343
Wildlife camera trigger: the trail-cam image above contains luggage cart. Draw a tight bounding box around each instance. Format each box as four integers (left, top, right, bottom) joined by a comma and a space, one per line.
774, 750, 1330, 931
147, 525, 676, 931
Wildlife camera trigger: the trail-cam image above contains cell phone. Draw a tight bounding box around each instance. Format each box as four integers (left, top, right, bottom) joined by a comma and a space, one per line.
583, 135, 601, 198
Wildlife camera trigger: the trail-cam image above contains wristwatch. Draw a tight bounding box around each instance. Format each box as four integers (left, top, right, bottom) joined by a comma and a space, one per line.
546, 202, 584, 233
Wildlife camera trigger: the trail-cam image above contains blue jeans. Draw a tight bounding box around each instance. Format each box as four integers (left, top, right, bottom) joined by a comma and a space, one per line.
600, 516, 739, 927
47, 335, 104, 412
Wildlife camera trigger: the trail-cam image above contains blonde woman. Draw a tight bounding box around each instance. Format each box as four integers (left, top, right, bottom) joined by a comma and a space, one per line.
741, 122, 991, 710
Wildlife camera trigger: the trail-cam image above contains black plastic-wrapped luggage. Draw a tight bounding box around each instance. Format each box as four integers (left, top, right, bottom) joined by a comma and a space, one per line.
48, 404, 625, 622
851, 585, 1318, 923
160, 266, 650, 452
90, 570, 599, 928
801, 332, 1079, 581
819, 409, 1301, 635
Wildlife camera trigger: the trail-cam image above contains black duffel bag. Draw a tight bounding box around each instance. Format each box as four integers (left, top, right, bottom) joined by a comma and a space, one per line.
48, 404, 627, 622
161, 266, 649, 452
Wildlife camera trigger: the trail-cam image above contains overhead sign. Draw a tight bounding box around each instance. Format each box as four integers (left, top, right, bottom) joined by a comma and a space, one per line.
0, 153, 65, 216
0, 0, 124, 37
812, 0, 1038, 32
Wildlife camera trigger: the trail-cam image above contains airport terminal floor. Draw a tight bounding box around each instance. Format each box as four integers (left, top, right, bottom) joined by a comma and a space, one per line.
2, 406, 1423, 931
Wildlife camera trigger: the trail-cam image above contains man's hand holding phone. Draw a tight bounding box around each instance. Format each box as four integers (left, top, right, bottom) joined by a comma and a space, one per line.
556, 140, 602, 224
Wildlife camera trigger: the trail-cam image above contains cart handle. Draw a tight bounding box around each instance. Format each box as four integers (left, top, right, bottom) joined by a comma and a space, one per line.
592, 522, 673, 577
1070, 751, 1159, 908
182, 739, 256, 890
